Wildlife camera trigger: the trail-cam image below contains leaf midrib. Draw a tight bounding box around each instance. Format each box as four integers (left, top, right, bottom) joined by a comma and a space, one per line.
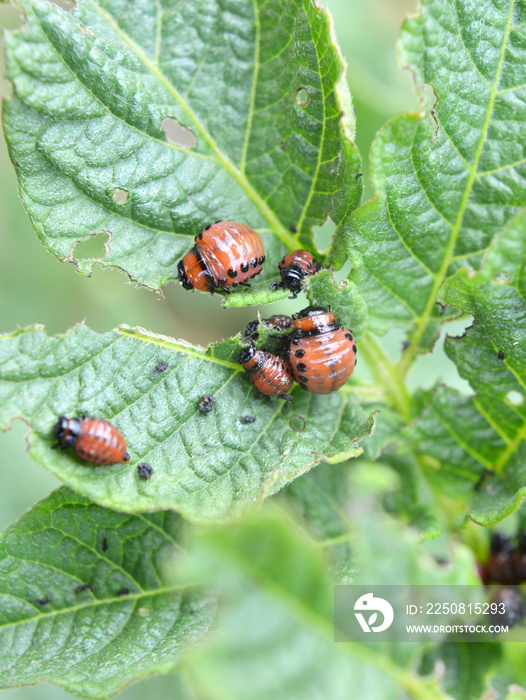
84, 0, 298, 250
398, 0, 516, 377
0, 583, 189, 632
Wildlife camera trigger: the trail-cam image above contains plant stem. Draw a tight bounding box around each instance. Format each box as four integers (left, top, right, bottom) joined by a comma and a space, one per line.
359, 334, 412, 422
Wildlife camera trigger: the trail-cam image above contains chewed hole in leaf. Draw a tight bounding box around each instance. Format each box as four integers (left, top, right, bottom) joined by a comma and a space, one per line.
313, 217, 336, 253
505, 390, 524, 406
295, 87, 309, 107
111, 187, 129, 205
161, 117, 197, 148
492, 271, 513, 284
1, 78, 14, 100
72, 232, 108, 260
289, 414, 306, 433
48, 0, 75, 11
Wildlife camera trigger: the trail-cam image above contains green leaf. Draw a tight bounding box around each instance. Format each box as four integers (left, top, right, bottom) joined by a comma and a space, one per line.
305, 268, 368, 340
3, 0, 361, 291
0, 487, 213, 699
282, 464, 355, 583
0, 324, 373, 523
419, 643, 502, 700
181, 506, 478, 700
380, 450, 443, 541
410, 212, 526, 526
344, 0, 526, 362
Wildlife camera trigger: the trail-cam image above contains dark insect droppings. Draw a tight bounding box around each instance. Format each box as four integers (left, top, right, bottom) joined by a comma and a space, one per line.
102, 537, 108, 552
240, 415, 257, 424
116, 588, 130, 597
154, 361, 169, 373
498, 351, 505, 360
289, 224, 297, 233
137, 462, 154, 480
37, 597, 51, 606
75, 584, 94, 594
199, 395, 217, 414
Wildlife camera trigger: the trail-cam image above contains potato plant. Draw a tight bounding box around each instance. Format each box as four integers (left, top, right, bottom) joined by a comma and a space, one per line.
0, 0, 525, 698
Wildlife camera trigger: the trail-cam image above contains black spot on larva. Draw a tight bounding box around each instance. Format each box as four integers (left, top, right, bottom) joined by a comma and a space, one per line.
198, 395, 217, 414
498, 351, 505, 360
137, 462, 153, 480
204, 224, 212, 230
296, 362, 307, 373
215, 220, 223, 224
250, 258, 258, 268
345, 333, 353, 341
295, 349, 305, 358
240, 263, 249, 273
75, 584, 94, 594
102, 537, 108, 552
228, 269, 237, 278
154, 360, 168, 373
352, 345, 357, 353
219, 278, 227, 285
289, 224, 297, 233
116, 588, 130, 597
298, 376, 308, 382
240, 415, 256, 424
38, 597, 51, 606
197, 232, 203, 239
259, 256, 265, 264
232, 281, 239, 287
289, 414, 306, 433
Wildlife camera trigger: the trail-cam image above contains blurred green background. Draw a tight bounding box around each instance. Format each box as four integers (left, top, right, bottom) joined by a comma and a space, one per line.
0, 1, 477, 698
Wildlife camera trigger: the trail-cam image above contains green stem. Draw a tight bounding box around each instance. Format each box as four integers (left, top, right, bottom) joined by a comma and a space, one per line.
359, 334, 412, 422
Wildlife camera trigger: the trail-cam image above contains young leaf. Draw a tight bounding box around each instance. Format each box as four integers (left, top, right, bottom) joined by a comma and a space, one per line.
0, 324, 373, 523
344, 0, 526, 361
3, 0, 361, 291
410, 211, 526, 525
0, 487, 214, 699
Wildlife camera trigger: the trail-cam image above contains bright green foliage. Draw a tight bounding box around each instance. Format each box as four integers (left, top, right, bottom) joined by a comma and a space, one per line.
412, 212, 526, 525
3, 0, 361, 291
2, 0, 526, 697
181, 505, 479, 700
345, 0, 526, 358
0, 487, 214, 699
0, 324, 372, 523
